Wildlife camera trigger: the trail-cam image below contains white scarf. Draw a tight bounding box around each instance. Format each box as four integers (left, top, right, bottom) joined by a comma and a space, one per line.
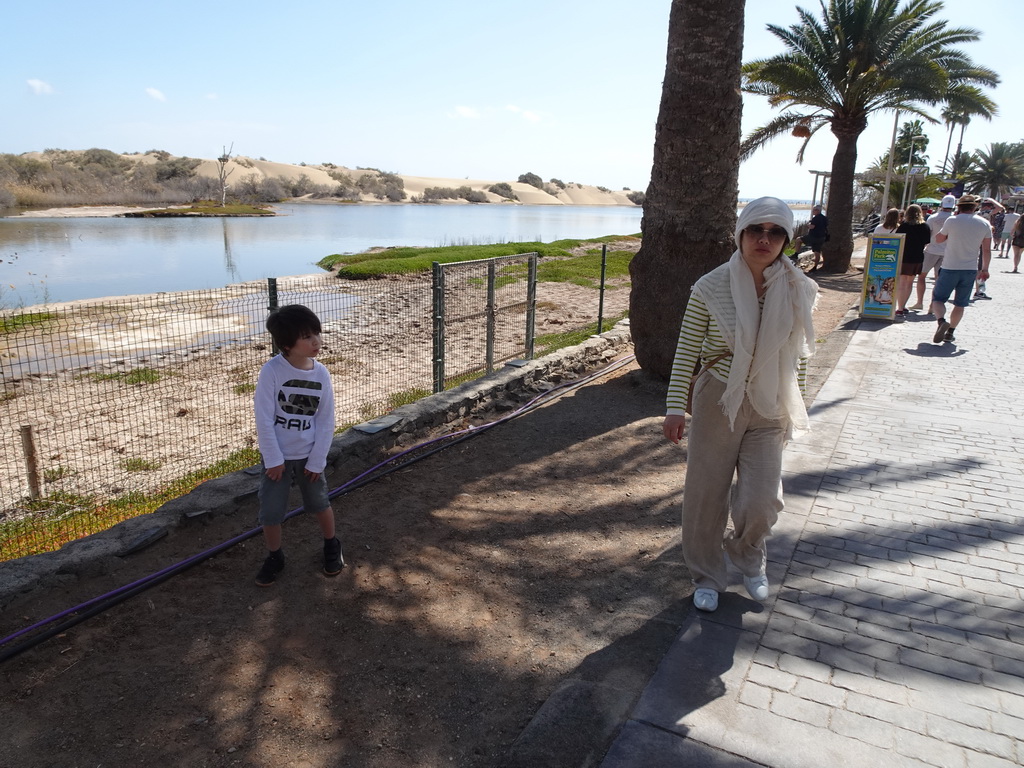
692, 197, 818, 432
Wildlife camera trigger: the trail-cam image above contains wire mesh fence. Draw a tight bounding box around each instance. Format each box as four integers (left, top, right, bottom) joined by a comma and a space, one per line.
432, 253, 537, 390
0, 252, 621, 562
0, 273, 433, 561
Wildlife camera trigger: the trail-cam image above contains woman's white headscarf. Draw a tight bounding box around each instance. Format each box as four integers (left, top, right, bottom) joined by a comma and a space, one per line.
693, 196, 818, 432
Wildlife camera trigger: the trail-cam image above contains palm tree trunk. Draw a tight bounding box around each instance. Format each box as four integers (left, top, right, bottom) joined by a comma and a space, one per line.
942, 123, 955, 175
820, 120, 865, 273
629, 0, 746, 378
954, 122, 968, 175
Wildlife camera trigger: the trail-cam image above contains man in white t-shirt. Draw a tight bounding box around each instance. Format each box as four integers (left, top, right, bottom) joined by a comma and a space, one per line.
930, 194, 993, 343
913, 194, 956, 310
999, 210, 1021, 256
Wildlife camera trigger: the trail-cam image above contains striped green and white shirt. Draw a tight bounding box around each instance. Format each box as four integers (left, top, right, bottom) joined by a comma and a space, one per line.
666, 293, 808, 415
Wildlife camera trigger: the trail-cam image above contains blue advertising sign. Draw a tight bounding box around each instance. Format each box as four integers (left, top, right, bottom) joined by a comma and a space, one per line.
860, 234, 905, 320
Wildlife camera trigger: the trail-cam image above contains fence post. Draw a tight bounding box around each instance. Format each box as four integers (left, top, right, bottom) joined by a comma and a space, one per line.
485, 260, 496, 373
432, 262, 446, 392
267, 277, 279, 355
20, 425, 41, 500
525, 254, 538, 359
597, 243, 608, 334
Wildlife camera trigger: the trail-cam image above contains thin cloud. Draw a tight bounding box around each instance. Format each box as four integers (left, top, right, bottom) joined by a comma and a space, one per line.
450, 105, 481, 119
145, 87, 167, 102
506, 105, 541, 123
27, 79, 53, 95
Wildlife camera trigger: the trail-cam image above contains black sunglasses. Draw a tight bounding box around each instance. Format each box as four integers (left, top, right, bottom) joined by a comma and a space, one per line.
742, 225, 788, 242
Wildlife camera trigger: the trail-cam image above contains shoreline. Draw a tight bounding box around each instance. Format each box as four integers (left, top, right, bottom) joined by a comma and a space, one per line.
8, 198, 810, 219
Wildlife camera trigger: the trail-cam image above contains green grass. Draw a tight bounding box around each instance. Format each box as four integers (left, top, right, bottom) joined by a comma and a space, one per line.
89, 368, 163, 384
126, 202, 273, 217
535, 311, 630, 356
0, 311, 56, 334
357, 386, 433, 421
318, 234, 640, 279
122, 458, 160, 472
0, 447, 262, 561
515, 246, 634, 288
232, 382, 256, 395
43, 465, 76, 483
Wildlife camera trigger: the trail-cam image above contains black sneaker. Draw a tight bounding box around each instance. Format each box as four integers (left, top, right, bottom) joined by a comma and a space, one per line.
255, 550, 284, 586
933, 319, 950, 343
323, 536, 345, 576
944, 328, 956, 342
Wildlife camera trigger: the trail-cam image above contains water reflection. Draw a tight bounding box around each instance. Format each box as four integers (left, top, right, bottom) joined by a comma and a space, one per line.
0, 203, 644, 305
221, 217, 238, 282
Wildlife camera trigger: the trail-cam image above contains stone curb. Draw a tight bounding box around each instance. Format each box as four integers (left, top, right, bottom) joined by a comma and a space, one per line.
0, 321, 633, 606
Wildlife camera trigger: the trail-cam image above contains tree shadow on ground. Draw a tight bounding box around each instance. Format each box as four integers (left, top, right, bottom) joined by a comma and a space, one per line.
0, 363, 698, 768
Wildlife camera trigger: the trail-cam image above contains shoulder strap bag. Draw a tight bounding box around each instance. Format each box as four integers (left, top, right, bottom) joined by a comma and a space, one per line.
686, 352, 732, 415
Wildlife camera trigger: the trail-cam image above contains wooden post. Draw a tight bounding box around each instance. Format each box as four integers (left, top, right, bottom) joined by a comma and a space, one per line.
20, 425, 41, 500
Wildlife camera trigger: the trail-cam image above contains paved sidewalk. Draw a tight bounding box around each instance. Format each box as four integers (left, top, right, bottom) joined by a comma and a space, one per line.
601, 264, 1024, 767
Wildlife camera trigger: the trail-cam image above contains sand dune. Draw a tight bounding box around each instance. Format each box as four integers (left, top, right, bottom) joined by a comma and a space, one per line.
189, 155, 640, 206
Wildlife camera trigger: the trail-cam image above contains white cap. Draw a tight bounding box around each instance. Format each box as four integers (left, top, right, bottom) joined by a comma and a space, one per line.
941, 195, 957, 209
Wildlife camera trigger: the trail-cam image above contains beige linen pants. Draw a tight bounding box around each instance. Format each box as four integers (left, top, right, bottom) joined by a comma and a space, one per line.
682, 375, 786, 592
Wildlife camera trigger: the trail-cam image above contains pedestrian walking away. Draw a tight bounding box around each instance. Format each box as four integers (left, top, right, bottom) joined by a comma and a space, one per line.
663, 196, 818, 613
873, 207, 901, 235
894, 204, 930, 317
1010, 215, 1024, 272
999, 209, 1020, 257
913, 195, 956, 310
930, 194, 993, 344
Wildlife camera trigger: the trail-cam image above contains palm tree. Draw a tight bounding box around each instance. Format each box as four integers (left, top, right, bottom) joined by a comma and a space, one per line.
963, 142, 1024, 198
741, 0, 998, 273
948, 149, 975, 178
941, 86, 998, 176
893, 120, 930, 169
629, 0, 746, 378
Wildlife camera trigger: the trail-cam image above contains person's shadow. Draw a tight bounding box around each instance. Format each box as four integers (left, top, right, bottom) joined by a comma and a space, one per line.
904, 342, 968, 357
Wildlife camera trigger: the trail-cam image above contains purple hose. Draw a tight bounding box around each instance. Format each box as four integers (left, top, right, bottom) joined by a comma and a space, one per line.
0, 354, 635, 650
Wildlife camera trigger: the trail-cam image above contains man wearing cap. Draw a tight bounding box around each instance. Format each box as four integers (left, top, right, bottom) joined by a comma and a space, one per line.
930, 194, 993, 343
912, 194, 957, 310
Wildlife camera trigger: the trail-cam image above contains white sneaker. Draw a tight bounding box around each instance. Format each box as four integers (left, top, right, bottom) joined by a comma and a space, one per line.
693, 588, 719, 612
743, 572, 770, 601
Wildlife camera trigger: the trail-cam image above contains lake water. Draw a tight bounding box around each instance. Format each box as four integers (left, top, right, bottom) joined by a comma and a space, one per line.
0, 203, 644, 306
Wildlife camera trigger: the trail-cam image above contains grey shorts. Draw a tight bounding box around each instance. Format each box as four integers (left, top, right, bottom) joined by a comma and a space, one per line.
258, 458, 331, 526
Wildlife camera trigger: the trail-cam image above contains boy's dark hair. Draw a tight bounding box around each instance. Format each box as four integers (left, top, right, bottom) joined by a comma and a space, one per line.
265, 304, 322, 353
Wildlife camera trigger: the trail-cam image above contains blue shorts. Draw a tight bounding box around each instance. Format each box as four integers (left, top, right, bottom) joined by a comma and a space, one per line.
932, 268, 976, 308
258, 458, 331, 526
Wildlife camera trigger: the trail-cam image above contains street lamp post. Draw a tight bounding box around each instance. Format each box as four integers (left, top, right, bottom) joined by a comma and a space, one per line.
900, 135, 927, 210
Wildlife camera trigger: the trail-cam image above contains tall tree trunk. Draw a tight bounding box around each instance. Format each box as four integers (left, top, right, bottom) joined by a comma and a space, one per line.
820, 120, 865, 273
942, 123, 955, 175
629, 0, 745, 379
954, 122, 968, 174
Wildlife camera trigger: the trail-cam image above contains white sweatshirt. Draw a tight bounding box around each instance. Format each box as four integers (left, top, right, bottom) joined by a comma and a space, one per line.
254, 354, 335, 473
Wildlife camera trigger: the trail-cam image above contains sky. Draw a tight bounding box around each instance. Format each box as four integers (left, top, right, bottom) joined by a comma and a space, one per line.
4, 0, 1022, 202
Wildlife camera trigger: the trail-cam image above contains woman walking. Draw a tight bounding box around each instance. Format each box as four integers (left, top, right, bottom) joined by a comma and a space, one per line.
895, 204, 930, 316
663, 197, 818, 612
874, 207, 901, 234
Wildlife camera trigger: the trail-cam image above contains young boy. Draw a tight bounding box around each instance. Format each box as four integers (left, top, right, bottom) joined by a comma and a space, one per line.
253, 304, 343, 586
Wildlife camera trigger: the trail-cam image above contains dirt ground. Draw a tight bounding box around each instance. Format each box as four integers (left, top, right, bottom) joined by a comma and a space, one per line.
0, 258, 864, 768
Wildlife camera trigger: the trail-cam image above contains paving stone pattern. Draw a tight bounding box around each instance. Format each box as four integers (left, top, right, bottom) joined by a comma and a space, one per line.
601, 270, 1024, 768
